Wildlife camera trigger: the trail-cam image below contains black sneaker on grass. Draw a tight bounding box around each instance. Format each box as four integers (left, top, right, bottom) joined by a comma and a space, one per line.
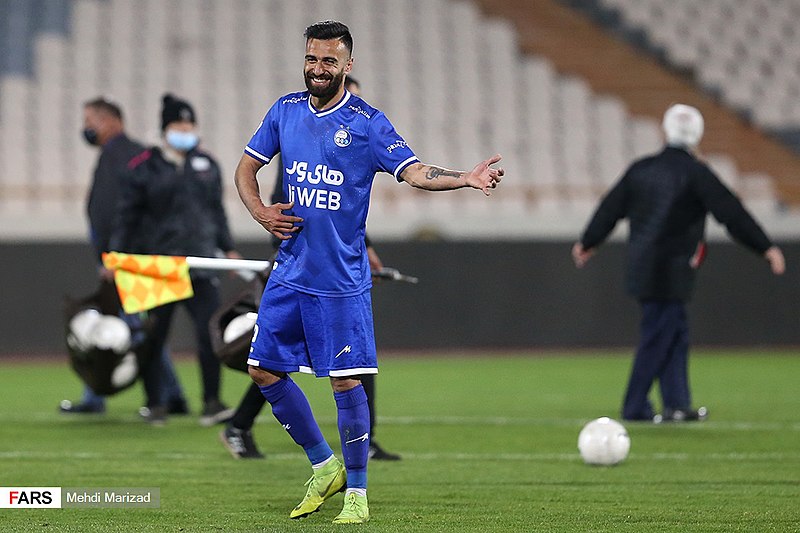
138, 405, 168, 426
368, 440, 401, 461
59, 400, 105, 414
167, 398, 190, 415
654, 406, 708, 424
220, 425, 264, 459
199, 400, 235, 427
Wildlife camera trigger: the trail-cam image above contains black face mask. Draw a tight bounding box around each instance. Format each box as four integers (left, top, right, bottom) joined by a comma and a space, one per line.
82, 128, 99, 146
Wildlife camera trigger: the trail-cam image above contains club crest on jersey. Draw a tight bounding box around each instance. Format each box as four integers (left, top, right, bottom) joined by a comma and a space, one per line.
333, 128, 351, 147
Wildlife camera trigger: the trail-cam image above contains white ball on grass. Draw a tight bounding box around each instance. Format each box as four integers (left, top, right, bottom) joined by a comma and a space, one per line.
578, 417, 631, 466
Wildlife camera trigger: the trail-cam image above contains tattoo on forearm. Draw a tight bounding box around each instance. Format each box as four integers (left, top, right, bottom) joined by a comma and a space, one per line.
425, 166, 464, 181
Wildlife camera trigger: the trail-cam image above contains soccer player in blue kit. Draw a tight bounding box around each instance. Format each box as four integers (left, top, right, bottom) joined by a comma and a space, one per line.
233, 20, 504, 524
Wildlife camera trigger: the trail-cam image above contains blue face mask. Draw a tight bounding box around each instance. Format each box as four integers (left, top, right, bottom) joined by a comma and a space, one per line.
165, 130, 199, 152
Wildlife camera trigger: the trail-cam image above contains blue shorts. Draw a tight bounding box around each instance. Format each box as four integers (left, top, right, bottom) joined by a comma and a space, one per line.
247, 279, 378, 378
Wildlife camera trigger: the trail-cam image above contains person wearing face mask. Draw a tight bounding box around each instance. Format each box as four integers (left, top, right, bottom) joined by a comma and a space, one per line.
83, 98, 146, 265
109, 93, 242, 426
61, 98, 188, 417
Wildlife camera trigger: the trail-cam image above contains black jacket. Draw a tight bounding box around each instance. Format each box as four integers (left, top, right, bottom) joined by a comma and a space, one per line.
86, 133, 145, 260
109, 147, 235, 262
580, 146, 773, 301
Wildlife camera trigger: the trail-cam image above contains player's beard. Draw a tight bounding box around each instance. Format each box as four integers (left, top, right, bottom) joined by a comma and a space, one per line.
305, 69, 345, 99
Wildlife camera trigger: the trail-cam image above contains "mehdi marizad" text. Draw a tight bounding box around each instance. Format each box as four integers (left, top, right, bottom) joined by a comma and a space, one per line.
65, 491, 152, 503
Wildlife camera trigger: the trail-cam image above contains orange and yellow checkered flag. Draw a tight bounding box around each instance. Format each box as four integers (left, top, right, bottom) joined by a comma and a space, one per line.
102, 252, 194, 314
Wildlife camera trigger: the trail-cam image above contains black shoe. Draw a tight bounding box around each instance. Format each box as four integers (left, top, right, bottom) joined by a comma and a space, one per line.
368, 440, 401, 461
654, 406, 708, 424
220, 425, 264, 459
59, 400, 105, 414
622, 413, 654, 422
167, 398, 190, 416
138, 405, 168, 426
199, 400, 235, 427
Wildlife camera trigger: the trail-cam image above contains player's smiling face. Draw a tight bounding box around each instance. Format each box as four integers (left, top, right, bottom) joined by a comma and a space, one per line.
304, 38, 353, 102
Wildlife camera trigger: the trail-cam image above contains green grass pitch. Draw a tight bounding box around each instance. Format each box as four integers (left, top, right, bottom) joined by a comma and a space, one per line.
1, 351, 798, 532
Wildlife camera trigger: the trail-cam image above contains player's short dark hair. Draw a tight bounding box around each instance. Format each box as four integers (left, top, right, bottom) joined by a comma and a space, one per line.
344, 76, 360, 91
84, 97, 123, 121
304, 20, 353, 56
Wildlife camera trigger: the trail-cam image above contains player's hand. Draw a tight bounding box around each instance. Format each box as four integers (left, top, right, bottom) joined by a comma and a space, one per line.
572, 242, 594, 268
98, 266, 115, 281
764, 246, 785, 275
466, 154, 504, 196
253, 201, 303, 240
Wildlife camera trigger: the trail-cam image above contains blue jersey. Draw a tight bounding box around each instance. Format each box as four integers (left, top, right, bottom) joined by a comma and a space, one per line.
246, 90, 419, 297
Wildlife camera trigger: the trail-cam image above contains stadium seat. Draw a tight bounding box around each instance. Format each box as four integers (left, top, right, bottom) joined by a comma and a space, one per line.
628, 118, 662, 159
592, 0, 800, 142
593, 96, 628, 186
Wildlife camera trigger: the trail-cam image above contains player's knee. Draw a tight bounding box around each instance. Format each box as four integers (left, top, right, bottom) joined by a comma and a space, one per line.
248, 365, 283, 387
330, 376, 361, 392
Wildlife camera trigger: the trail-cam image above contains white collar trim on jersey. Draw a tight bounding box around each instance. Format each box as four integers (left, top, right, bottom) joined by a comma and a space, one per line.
308, 90, 351, 118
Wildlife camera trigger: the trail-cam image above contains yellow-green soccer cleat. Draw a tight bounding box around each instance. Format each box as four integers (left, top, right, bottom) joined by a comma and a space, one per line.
289, 458, 347, 519
332, 492, 369, 524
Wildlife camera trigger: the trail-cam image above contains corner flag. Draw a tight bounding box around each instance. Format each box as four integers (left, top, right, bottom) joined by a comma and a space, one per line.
102, 252, 193, 313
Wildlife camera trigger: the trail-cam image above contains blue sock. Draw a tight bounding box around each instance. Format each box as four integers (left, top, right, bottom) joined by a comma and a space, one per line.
334, 384, 370, 489
259, 376, 333, 465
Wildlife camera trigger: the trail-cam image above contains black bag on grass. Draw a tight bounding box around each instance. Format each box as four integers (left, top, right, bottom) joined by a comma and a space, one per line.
209, 270, 269, 373
63, 280, 157, 395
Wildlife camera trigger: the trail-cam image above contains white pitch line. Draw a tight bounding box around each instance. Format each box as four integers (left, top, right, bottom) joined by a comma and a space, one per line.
314, 415, 800, 432
1, 413, 798, 432
0, 450, 302, 461
397, 451, 800, 462
1, 450, 798, 462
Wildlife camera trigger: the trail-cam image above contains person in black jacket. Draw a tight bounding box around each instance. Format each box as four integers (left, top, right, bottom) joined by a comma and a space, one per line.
60, 97, 187, 416
110, 94, 241, 426
84, 99, 145, 263
219, 77, 401, 460
572, 103, 785, 423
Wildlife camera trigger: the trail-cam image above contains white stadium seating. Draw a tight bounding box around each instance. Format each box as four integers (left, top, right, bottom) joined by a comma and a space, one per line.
598, 0, 800, 130
0, 0, 792, 240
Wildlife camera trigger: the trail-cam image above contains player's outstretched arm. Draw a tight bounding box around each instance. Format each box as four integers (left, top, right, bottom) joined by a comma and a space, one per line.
400, 154, 504, 196
234, 153, 303, 240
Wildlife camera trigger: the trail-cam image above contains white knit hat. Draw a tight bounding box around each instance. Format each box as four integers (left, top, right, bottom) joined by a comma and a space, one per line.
662, 104, 704, 148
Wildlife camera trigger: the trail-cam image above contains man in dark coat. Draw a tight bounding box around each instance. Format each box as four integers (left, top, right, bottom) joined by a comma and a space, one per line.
84, 99, 146, 263
572, 103, 785, 422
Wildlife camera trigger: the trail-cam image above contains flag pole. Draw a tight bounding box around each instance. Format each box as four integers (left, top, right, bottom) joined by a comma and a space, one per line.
185, 256, 271, 272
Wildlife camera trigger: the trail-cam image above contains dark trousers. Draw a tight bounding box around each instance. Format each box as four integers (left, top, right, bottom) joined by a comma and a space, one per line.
232, 374, 379, 436
622, 299, 691, 420
143, 277, 222, 406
